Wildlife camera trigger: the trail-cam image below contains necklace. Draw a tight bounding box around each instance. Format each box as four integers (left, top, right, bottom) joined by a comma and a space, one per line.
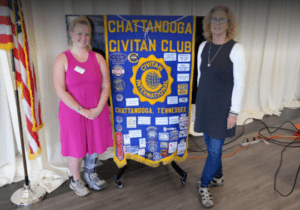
207, 43, 224, 67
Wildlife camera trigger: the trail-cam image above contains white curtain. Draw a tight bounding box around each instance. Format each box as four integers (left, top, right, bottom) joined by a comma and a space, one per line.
189, 0, 300, 126
0, 0, 131, 193
1, 0, 300, 193
296, 68, 300, 100
142, 0, 300, 130
243, 0, 300, 116
0, 51, 18, 185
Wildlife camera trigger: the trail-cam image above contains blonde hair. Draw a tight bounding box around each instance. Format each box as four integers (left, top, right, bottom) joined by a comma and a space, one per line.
202, 6, 238, 42
69, 15, 92, 50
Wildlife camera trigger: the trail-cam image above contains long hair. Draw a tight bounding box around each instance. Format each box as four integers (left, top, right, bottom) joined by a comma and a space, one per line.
69, 16, 92, 50
202, 6, 238, 42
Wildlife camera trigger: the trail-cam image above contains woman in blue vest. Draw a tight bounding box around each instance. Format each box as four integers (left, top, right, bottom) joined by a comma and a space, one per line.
194, 5, 246, 208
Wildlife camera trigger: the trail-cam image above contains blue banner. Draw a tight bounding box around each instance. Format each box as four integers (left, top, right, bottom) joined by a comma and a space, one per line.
105, 15, 195, 168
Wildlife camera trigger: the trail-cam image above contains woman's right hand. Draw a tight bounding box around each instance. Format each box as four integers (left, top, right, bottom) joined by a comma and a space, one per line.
79, 108, 92, 119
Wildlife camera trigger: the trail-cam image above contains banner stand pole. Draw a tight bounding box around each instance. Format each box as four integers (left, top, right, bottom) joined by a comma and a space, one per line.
8, 50, 46, 207
114, 165, 127, 188
171, 161, 187, 184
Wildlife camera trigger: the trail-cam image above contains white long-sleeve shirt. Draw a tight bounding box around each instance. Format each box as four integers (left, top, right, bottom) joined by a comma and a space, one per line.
197, 41, 246, 113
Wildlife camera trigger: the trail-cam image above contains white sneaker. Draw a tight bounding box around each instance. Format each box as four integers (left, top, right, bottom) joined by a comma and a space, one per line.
84, 173, 108, 190
199, 187, 214, 208
69, 178, 90, 196
197, 175, 224, 188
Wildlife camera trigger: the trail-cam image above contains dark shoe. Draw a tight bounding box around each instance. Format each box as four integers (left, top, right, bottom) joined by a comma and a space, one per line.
197, 175, 224, 188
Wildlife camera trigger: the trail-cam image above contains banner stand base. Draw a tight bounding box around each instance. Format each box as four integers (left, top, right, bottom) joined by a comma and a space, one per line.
114, 161, 187, 187
11, 184, 46, 207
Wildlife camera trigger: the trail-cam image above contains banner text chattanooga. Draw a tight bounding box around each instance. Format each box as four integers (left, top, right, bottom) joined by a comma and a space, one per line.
108, 19, 192, 53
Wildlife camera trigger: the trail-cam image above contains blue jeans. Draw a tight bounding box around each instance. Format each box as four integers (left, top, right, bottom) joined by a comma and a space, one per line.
200, 133, 225, 187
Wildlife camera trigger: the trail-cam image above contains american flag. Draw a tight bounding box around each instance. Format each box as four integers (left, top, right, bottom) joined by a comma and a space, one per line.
0, 0, 43, 160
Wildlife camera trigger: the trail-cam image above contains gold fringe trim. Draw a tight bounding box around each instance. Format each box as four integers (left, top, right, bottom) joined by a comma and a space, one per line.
18, 0, 40, 133
16, 81, 25, 99
114, 155, 128, 168
104, 15, 119, 168
114, 149, 188, 168
17, 81, 22, 88
28, 147, 41, 160
112, 15, 193, 169
32, 123, 44, 132
0, 43, 14, 51
104, 15, 116, 150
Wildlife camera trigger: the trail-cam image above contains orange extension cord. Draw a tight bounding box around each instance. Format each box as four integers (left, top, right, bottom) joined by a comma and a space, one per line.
188, 137, 255, 159
188, 134, 300, 159
255, 134, 300, 140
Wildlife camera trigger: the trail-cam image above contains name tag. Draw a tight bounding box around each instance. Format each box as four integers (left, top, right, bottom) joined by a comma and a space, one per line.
74, 66, 85, 74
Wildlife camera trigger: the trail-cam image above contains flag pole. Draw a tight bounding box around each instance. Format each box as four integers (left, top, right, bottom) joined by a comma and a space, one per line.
9, 50, 46, 207
13, 68, 29, 186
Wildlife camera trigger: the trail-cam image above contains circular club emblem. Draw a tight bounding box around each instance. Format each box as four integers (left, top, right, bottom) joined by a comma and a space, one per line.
147, 126, 158, 141
130, 55, 173, 105
116, 93, 124, 102
148, 144, 158, 153
113, 79, 125, 92
116, 115, 123, 124
128, 53, 139, 63
116, 124, 123, 132
109, 53, 127, 64
153, 152, 162, 161
112, 65, 125, 78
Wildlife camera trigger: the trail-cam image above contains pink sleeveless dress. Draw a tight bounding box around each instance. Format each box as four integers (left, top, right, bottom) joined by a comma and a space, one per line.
58, 50, 113, 158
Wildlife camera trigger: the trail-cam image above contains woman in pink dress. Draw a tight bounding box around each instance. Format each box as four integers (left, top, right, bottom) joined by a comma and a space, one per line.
53, 16, 113, 196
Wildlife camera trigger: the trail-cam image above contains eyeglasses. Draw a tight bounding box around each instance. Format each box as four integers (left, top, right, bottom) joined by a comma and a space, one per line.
210, 18, 227, 24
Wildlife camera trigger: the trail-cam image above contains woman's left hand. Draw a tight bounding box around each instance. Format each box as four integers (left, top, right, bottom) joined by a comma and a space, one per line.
227, 114, 237, 129
88, 108, 102, 120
